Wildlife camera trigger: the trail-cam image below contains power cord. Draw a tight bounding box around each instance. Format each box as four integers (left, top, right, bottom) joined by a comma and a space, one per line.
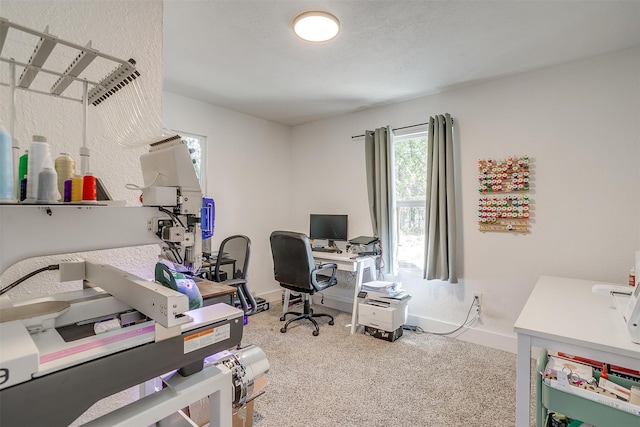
158, 206, 185, 228
0, 264, 60, 295
402, 297, 480, 336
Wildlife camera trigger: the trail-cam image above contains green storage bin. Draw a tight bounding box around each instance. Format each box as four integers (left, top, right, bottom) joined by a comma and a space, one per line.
536, 351, 640, 427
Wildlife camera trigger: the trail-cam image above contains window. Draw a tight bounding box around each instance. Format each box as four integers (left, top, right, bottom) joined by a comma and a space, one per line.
393, 130, 427, 273
176, 131, 206, 193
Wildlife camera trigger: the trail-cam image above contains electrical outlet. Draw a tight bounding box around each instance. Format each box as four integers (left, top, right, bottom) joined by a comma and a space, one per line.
473, 292, 482, 315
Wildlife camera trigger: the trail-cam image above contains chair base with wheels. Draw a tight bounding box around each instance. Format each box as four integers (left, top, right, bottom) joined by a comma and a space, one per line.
280, 294, 334, 336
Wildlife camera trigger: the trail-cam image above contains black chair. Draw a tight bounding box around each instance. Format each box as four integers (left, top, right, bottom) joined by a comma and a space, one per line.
269, 230, 338, 336
212, 235, 257, 316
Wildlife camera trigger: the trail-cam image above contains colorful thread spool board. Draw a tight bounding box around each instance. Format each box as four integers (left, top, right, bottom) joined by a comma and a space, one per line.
477, 155, 531, 233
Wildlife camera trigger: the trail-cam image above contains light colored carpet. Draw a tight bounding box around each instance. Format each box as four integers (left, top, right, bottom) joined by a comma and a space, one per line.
242, 303, 536, 427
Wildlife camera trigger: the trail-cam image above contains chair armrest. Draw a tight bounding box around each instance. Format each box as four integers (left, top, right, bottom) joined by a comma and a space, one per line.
220, 279, 258, 316
316, 262, 337, 271
220, 278, 246, 287
311, 263, 337, 284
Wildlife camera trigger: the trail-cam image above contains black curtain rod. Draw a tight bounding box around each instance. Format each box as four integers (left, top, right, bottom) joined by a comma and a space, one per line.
351, 118, 453, 139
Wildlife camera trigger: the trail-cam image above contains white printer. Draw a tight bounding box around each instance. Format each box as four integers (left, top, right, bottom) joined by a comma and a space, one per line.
358, 281, 411, 337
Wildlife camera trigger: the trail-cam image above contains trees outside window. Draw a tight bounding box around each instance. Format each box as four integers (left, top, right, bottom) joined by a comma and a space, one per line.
394, 132, 427, 273
178, 132, 206, 193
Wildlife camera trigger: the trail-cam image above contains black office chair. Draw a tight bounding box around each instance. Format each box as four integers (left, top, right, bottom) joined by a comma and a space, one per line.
212, 235, 257, 316
269, 230, 338, 336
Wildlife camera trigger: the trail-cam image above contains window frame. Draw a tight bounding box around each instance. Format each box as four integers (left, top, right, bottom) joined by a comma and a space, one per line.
392, 128, 428, 275
172, 130, 207, 194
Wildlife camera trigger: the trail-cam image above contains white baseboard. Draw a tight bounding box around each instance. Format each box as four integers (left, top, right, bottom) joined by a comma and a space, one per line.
259, 289, 355, 312
311, 293, 354, 313
405, 314, 517, 354
258, 290, 518, 354
260, 289, 285, 304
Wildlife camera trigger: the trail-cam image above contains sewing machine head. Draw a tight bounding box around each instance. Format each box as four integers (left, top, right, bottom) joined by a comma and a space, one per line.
139, 137, 205, 274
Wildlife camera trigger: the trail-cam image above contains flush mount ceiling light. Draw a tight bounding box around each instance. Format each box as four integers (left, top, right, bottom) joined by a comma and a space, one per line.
293, 11, 340, 42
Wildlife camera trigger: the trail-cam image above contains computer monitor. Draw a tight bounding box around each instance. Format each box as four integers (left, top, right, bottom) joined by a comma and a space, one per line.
309, 214, 348, 248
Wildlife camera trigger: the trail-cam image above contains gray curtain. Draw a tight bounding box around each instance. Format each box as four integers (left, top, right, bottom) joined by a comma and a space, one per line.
364, 126, 397, 276
424, 114, 457, 283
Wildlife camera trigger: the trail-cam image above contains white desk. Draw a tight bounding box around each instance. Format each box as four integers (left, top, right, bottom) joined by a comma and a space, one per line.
513, 276, 640, 426
313, 252, 378, 334
282, 252, 377, 334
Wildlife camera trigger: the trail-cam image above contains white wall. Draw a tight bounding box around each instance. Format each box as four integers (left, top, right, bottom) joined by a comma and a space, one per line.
162, 92, 292, 299
1, 1, 164, 424
162, 48, 639, 351
290, 47, 640, 350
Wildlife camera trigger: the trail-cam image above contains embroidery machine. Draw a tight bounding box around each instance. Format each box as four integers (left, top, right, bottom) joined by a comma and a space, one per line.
0, 140, 268, 426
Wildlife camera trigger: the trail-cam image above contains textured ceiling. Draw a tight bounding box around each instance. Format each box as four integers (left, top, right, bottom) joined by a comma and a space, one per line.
163, 1, 640, 127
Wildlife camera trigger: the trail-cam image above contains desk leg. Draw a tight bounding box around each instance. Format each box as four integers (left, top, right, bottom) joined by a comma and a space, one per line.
516, 333, 531, 427
350, 260, 366, 335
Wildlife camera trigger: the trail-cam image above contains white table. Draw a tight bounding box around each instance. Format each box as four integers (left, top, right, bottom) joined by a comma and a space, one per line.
282, 252, 378, 334
513, 276, 640, 426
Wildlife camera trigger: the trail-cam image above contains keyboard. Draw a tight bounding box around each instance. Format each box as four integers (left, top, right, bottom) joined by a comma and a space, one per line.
312, 247, 338, 253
